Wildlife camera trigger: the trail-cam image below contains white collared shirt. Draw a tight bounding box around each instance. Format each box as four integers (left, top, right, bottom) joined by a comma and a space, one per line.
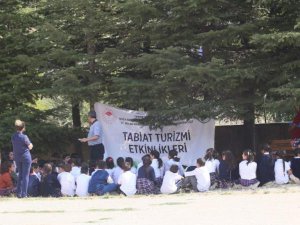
57, 172, 76, 196
160, 171, 182, 194
71, 166, 81, 179
76, 173, 91, 197
164, 159, 184, 176
239, 160, 257, 180
151, 159, 164, 178
185, 167, 210, 192
111, 166, 123, 184
205, 159, 220, 174
274, 159, 290, 184
118, 171, 137, 196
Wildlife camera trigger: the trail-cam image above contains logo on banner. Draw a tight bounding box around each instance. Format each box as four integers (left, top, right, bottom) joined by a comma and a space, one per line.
102, 108, 117, 124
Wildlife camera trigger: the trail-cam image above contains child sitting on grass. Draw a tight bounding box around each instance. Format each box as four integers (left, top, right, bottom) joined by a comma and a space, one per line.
164, 150, 184, 176
136, 155, 158, 195
105, 157, 115, 177
239, 150, 259, 187
57, 163, 76, 197
183, 158, 210, 192
28, 163, 41, 197
0, 161, 15, 196
40, 163, 61, 197
88, 160, 118, 196
160, 165, 183, 194
204, 148, 220, 186
112, 157, 124, 184
76, 163, 91, 197
118, 162, 137, 196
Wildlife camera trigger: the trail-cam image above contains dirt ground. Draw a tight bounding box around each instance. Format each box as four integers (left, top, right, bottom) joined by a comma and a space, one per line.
0, 185, 299, 225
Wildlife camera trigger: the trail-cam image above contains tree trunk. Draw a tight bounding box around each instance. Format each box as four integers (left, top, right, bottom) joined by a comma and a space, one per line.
243, 103, 256, 151
72, 102, 81, 128
71, 101, 83, 158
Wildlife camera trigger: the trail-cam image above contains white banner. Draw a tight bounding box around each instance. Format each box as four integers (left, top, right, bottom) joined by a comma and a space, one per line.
94, 103, 215, 166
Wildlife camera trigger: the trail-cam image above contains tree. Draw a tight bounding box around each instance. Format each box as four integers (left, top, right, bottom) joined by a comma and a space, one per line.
107, 0, 299, 150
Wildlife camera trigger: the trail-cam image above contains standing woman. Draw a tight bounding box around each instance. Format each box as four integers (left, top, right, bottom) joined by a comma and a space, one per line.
11, 120, 33, 198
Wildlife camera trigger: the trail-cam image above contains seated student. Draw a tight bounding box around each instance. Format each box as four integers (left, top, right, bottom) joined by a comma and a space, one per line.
150, 150, 164, 185
28, 163, 41, 197
105, 157, 115, 177
204, 148, 220, 186
125, 157, 137, 174
290, 148, 300, 180
164, 150, 185, 176
88, 160, 118, 196
239, 150, 259, 187
137, 154, 150, 170
257, 144, 275, 186
274, 151, 291, 185
118, 162, 137, 196
161, 165, 183, 194
0, 161, 16, 196
111, 157, 124, 184
136, 155, 158, 195
76, 163, 91, 197
57, 163, 76, 197
40, 163, 61, 197
183, 158, 210, 192
217, 151, 238, 189
70, 158, 81, 180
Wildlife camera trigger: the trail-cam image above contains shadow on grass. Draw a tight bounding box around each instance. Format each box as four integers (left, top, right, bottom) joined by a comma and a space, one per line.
87, 208, 135, 212
85, 218, 112, 223
151, 202, 187, 206
1, 210, 65, 214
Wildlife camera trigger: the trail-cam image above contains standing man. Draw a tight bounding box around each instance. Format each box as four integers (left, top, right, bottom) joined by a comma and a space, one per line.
79, 111, 105, 162
289, 106, 300, 148
11, 120, 33, 198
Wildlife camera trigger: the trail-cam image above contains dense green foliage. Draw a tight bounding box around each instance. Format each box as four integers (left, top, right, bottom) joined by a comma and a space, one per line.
0, 0, 299, 153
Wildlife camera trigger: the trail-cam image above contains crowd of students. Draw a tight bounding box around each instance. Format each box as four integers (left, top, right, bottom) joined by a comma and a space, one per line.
1, 145, 300, 197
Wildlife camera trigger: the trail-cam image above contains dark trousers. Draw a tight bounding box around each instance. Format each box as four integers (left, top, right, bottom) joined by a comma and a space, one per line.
182, 176, 198, 192
16, 154, 32, 198
89, 144, 105, 162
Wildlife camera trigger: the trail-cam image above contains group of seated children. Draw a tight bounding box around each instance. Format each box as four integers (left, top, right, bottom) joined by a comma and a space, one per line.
1, 146, 300, 197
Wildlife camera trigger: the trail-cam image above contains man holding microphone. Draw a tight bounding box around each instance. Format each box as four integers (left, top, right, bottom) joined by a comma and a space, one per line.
79, 111, 105, 162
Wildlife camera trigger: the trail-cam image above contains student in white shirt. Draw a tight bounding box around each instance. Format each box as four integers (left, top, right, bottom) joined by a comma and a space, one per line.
70, 158, 81, 180
111, 157, 124, 184
105, 157, 115, 177
57, 163, 76, 197
161, 165, 183, 194
164, 150, 185, 176
274, 152, 291, 185
204, 148, 220, 185
76, 163, 91, 197
125, 157, 137, 174
239, 150, 259, 187
183, 158, 210, 192
118, 162, 137, 196
150, 150, 164, 185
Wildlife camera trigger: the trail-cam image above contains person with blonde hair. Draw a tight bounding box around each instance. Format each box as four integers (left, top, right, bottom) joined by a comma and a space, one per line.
11, 119, 33, 198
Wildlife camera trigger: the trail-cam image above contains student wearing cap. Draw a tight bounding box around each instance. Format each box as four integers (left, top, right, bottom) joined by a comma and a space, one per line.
11, 120, 33, 198
79, 111, 105, 162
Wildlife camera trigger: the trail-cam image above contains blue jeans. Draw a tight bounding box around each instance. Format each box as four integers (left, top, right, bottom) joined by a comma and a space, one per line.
97, 184, 118, 196
16, 153, 32, 198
